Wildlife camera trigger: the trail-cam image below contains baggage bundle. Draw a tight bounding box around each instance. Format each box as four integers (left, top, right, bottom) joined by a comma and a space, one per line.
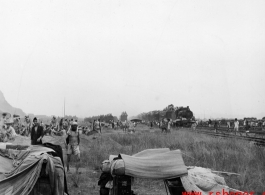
98, 148, 243, 195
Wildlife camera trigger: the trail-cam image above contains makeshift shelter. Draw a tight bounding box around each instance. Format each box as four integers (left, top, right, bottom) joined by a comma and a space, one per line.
0, 136, 68, 195
101, 148, 241, 195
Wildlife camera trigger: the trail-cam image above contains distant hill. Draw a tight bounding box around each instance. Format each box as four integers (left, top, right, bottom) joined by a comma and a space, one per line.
0, 90, 26, 117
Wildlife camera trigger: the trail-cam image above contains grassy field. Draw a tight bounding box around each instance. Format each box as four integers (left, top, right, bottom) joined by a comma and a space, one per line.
66, 124, 265, 195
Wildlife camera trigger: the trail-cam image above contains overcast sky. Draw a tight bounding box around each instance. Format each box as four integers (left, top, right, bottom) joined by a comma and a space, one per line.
0, 0, 264, 119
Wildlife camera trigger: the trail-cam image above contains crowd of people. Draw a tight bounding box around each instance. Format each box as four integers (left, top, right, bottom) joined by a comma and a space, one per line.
205, 118, 265, 129
0, 115, 83, 172
143, 118, 173, 133
195, 118, 265, 135
144, 117, 265, 135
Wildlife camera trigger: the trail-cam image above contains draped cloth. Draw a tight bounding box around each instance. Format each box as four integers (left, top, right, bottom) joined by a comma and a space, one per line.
180, 167, 230, 194
119, 148, 188, 179
0, 144, 67, 195
110, 148, 236, 193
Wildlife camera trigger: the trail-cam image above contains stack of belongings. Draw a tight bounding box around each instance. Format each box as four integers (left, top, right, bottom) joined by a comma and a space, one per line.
180, 166, 230, 194
0, 140, 68, 195
101, 148, 241, 195
100, 148, 188, 194
110, 148, 187, 179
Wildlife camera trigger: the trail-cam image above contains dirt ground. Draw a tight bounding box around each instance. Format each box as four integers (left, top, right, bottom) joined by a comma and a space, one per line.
66, 125, 168, 195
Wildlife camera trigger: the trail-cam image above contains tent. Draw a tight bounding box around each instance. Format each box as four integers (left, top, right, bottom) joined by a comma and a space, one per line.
130, 119, 142, 123
0, 136, 68, 195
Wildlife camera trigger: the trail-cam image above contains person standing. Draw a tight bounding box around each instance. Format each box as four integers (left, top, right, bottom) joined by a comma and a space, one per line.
59, 118, 64, 131
234, 118, 239, 135
31, 117, 44, 145
214, 121, 218, 133
227, 120, 231, 131
243, 119, 246, 129
167, 119, 172, 133
191, 121, 197, 131
94, 119, 101, 133
66, 121, 80, 173
159, 120, 163, 129
21, 115, 32, 137
208, 119, 212, 127
98, 119, 102, 133
92, 120, 96, 131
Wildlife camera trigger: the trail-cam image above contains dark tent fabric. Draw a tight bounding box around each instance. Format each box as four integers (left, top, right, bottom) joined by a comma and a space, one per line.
43, 142, 68, 195
0, 136, 68, 195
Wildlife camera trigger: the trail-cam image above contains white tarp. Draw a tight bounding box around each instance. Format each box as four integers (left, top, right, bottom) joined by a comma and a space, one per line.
119, 149, 188, 179
180, 167, 230, 194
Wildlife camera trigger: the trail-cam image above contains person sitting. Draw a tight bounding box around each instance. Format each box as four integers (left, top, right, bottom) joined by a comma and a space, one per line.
5, 120, 17, 140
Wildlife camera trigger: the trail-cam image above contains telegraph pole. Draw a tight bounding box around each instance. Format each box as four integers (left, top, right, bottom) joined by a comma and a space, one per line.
64, 98, 65, 117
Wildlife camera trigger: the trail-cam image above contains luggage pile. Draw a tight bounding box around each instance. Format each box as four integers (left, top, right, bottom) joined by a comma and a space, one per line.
98, 148, 242, 195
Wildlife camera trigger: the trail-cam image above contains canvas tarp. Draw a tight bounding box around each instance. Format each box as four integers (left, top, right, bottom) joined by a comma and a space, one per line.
109, 148, 237, 193
132, 148, 170, 157
0, 145, 56, 195
0, 140, 67, 195
119, 148, 188, 179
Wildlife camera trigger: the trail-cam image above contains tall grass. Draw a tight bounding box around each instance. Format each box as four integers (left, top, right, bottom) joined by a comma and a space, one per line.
79, 129, 265, 193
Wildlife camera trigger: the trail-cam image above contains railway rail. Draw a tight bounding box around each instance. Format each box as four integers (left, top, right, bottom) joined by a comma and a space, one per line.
188, 126, 265, 147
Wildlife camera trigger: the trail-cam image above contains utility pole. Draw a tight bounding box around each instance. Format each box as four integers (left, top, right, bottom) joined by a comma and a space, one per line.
64, 98, 65, 118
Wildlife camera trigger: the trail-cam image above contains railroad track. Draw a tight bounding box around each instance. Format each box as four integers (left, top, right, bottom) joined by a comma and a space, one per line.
188, 127, 265, 146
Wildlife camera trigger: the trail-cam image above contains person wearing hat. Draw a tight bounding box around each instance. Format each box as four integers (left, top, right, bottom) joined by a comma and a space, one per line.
21, 115, 32, 136
50, 116, 58, 131
66, 121, 80, 173
5, 119, 17, 140
30, 117, 44, 145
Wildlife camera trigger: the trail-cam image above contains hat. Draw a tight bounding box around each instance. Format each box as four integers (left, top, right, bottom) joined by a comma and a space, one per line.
72, 121, 77, 125
33, 117, 38, 122
4, 118, 14, 124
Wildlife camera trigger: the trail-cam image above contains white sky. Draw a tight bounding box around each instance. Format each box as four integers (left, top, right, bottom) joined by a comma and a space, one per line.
0, 0, 264, 119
